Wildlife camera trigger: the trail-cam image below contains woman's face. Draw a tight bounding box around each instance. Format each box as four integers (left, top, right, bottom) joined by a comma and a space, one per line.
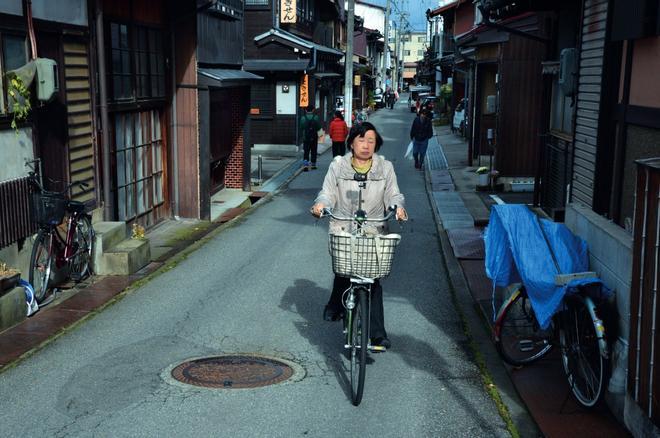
351, 130, 377, 161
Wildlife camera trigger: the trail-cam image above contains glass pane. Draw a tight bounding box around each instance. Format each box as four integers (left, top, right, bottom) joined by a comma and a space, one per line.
118, 187, 126, 221
111, 23, 119, 48
136, 113, 143, 146
3, 35, 27, 71
122, 77, 132, 99
126, 184, 135, 218
117, 151, 125, 186
121, 52, 130, 74
154, 174, 163, 204
120, 24, 129, 48
137, 180, 145, 214
550, 81, 562, 132
136, 146, 144, 180
115, 115, 124, 149
158, 76, 165, 98
112, 49, 121, 73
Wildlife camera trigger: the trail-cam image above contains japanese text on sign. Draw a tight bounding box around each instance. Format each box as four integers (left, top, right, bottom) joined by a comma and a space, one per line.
299, 74, 309, 107
280, 0, 296, 23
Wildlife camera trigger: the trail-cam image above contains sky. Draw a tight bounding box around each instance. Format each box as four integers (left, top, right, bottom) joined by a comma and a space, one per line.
364, 0, 443, 32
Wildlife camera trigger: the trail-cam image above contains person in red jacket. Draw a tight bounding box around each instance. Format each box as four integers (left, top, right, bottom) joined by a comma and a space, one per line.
328, 110, 349, 157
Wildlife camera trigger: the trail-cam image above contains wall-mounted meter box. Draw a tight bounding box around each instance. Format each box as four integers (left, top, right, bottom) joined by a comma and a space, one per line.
486, 95, 496, 114
34, 58, 59, 102
559, 48, 577, 96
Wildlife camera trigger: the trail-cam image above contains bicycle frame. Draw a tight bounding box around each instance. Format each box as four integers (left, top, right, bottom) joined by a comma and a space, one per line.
45, 213, 81, 269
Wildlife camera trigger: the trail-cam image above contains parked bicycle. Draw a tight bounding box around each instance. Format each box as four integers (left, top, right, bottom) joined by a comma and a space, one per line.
488, 205, 610, 409
316, 205, 401, 406
27, 165, 94, 304
494, 280, 609, 408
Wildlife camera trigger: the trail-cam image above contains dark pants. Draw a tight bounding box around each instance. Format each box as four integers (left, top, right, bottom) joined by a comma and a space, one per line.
327, 275, 387, 339
331, 141, 346, 157
303, 140, 318, 164
413, 139, 429, 168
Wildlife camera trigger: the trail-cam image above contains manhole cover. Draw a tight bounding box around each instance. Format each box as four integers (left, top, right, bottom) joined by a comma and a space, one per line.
171, 355, 295, 389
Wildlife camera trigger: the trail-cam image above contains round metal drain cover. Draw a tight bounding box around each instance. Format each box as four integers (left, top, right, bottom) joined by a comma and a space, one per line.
171, 355, 294, 389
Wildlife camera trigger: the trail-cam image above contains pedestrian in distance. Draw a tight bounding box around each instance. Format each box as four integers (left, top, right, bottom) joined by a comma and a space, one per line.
328, 110, 349, 157
300, 106, 322, 171
311, 122, 408, 350
410, 108, 434, 170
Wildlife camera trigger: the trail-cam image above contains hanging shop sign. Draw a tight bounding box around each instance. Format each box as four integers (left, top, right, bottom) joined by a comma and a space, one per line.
280, 0, 296, 23
299, 74, 309, 107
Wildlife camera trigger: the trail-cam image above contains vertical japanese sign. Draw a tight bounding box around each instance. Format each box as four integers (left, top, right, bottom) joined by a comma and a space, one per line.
280, 0, 296, 23
299, 74, 309, 107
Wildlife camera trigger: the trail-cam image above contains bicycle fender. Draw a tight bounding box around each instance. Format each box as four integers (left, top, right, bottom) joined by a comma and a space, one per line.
582, 295, 609, 360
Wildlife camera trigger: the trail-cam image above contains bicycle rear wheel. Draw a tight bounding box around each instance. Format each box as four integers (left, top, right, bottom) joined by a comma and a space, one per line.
70, 215, 94, 281
559, 295, 608, 408
495, 288, 553, 366
29, 230, 53, 303
350, 288, 368, 406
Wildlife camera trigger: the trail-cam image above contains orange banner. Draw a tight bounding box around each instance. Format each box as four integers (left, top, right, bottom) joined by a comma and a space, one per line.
299, 74, 309, 107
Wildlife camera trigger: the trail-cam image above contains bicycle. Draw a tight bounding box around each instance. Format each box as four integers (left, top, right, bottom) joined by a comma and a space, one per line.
27, 167, 95, 304
317, 204, 401, 406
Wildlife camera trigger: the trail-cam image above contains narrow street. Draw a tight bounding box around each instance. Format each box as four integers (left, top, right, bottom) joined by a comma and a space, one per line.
0, 103, 508, 437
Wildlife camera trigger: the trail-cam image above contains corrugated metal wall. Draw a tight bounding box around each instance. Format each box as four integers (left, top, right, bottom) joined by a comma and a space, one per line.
63, 38, 96, 204
571, 0, 609, 207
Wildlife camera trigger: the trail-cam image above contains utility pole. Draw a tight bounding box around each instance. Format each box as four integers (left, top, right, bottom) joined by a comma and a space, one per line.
344, 0, 355, 128
382, 0, 391, 90
394, 12, 408, 93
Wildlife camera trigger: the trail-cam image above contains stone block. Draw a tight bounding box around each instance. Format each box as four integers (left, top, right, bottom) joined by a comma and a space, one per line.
0, 286, 25, 332
96, 238, 151, 276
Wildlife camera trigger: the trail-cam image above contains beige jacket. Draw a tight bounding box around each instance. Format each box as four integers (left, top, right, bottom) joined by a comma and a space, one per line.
315, 153, 405, 234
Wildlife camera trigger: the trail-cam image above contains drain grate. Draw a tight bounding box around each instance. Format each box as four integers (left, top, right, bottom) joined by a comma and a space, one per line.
171, 355, 294, 389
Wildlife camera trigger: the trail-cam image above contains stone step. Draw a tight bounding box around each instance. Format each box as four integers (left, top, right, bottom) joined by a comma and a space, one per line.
0, 286, 25, 332
95, 238, 151, 276
92, 222, 128, 274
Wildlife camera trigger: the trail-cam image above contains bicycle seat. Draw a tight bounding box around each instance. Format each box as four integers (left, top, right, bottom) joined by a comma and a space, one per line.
67, 200, 86, 214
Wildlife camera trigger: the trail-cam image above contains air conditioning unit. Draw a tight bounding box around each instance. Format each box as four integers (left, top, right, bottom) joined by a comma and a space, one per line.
559, 48, 577, 96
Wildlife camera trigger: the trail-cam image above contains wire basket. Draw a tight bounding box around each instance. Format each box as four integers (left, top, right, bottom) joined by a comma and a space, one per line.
329, 232, 401, 279
31, 192, 67, 226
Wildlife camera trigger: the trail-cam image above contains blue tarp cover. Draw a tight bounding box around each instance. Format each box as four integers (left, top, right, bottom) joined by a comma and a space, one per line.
484, 204, 610, 329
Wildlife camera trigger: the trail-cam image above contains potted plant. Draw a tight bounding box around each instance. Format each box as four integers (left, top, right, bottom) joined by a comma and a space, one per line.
0, 261, 21, 294
476, 166, 490, 186
7, 74, 32, 133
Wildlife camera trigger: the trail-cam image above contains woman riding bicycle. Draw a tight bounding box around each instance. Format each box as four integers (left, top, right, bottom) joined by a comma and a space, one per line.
311, 122, 407, 349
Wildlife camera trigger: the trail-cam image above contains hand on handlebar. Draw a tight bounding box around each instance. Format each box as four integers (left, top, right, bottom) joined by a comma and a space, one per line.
310, 203, 325, 218
396, 207, 408, 222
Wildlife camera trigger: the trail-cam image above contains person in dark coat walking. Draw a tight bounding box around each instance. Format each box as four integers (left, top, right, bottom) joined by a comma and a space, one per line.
409, 109, 434, 169
300, 106, 322, 170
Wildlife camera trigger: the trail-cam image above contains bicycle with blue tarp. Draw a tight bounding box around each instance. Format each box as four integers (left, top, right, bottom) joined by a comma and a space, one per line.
484, 204, 613, 408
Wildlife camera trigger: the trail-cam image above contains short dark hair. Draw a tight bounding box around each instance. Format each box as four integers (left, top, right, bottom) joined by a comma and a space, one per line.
346, 121, 383, 152
334, 110, 343, 119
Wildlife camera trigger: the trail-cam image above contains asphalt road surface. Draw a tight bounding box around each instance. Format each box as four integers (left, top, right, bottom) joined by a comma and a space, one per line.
0, 100, 508, 437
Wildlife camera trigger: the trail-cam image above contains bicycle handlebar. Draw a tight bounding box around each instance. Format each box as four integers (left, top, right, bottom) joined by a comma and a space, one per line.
28, 172, 88, 195
315, 205, 398, 222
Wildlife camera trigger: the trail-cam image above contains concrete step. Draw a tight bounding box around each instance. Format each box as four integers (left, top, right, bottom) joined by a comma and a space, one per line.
0, 286, 25, 332
95, 238, 151, 276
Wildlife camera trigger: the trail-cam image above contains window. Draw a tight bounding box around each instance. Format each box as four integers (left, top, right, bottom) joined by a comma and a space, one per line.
417, 50, 424, 56
404, 50, 410, 56
295, 0, 313, 23
0, 33, 27, 114
109, 22, 165, 102
417, 36, 425, 43
246, 0, 268, 4
113, 109, 164, 221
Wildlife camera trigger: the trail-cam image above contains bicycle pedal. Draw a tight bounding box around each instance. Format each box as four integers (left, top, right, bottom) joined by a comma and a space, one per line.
369, 345, 387, 353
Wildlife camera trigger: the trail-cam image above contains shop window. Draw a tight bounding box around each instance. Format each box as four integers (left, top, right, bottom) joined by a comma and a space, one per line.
108, 21, 165, 102
0, 33, 27, 115
246, 0, 268, 5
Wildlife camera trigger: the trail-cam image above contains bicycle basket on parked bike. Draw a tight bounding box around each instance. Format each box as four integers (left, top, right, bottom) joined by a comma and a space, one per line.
31, 192, 67, 226
329, 232, 401, 279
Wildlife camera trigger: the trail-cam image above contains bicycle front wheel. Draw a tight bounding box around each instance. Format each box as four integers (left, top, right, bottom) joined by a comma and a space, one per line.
495, 288, 553, 366
350, 288, 368, 406
29, 230, 53, 303
70, 215, 94, 281
559, 295, 608, 408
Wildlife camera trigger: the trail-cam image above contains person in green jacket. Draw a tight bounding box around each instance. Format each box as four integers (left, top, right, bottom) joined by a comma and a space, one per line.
300, 106, 322, 170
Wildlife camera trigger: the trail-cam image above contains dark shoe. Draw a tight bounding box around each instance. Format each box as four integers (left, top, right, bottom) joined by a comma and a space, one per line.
311, 163, 317, 170
371, 337, 391, 350
323, 305, 343, 322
